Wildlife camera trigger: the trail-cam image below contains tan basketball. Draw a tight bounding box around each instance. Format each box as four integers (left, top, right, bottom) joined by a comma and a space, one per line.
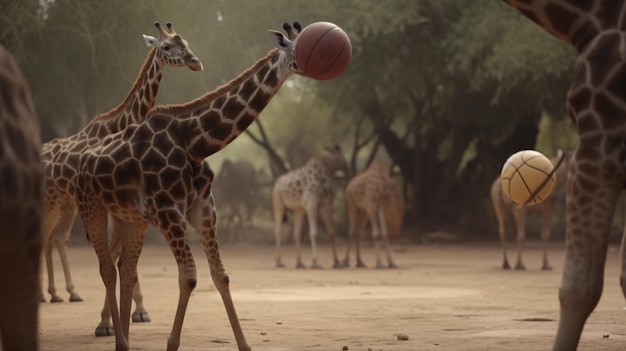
500, 150, 556, 206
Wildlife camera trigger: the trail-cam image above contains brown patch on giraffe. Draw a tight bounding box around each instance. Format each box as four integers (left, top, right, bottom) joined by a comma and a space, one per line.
223, 97, 245, 118
250, 90, 271, 112
238, 78, 257, 101
236, 112, 255, 131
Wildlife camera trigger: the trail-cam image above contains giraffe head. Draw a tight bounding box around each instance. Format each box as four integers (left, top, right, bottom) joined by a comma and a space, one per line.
323, 145, 352, 179
266, 22, 304, 75
143, 21, 203, 72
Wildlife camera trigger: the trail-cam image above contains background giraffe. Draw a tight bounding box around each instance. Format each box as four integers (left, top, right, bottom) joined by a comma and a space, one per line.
0, 44, 43, 351
272, 146, 351, 269
73, 22, 315, 351
503, 1, 626, 349
40, 21, 202, 336
343, 160, 404, 269
490, 150, 572, 270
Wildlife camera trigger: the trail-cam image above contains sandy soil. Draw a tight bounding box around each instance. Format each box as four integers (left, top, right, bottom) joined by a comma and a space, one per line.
38, 241, 626, 351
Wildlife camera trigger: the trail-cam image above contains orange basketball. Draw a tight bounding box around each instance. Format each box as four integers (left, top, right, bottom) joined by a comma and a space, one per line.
295, 22, 352, 80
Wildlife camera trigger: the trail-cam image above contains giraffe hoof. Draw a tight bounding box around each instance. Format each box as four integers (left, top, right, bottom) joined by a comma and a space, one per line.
39, 295, 47, 303
276, 261, 286, 268
95, 326, 115, 337
332, 262, 344, 269
311, 263, 323, 269
132, 311, 151, 323
356, 262, 367, 268
541, 264, 553, 271
69, 293, 83, 302
515, 264, 526, 271
502, 262, 511, 270
388, 263, 399, 269
375, 263, 386, 269
50, 295, 64, 303
296, 262, 307, 269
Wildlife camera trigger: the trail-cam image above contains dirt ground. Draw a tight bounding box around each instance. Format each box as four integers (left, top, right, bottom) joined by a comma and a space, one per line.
38, 241, 626, 351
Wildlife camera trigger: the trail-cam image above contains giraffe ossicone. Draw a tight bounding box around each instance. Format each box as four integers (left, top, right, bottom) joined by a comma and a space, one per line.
73, 21, 321, 351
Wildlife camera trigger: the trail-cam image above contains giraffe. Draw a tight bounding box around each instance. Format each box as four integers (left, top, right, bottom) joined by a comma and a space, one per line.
490, 150, 572, 271
343, 160, 405, 269
502, 1, 626, 349
272, 146, 350, 269
40, 21, 202, 335
0, 44, 43, 351
72, 22, 318, 351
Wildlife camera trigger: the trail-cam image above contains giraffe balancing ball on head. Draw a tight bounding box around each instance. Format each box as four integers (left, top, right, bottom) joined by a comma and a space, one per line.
500, 150, 556, 206
74, 21, 350, 351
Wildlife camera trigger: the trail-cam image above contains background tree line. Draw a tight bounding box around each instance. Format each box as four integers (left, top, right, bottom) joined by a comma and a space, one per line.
6, 0, 620, 242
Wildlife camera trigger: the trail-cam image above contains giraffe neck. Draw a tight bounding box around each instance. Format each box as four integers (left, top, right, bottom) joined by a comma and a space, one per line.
80, 47, 164, 139
154, 49, 292, 162
503, 0, 620, 50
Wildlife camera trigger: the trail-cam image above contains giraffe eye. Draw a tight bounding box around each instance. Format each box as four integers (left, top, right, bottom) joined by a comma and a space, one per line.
163, 45, 170, 51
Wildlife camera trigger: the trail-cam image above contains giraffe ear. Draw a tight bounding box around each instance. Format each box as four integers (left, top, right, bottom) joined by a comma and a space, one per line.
143, 34, 159, 48
267, 30, 294, 51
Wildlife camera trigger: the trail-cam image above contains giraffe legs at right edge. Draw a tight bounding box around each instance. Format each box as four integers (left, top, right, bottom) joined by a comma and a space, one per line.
553, 148, 617, 350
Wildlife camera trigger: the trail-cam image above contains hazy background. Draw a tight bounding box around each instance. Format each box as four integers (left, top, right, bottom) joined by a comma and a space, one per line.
4, 0, 622, 244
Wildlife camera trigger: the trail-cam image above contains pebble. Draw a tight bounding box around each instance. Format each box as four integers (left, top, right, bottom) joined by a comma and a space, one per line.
397, 333, 409, 341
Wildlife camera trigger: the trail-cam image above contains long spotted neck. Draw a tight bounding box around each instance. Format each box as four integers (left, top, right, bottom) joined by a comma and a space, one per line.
162, 48, 293, 162
81, 47, 165, 139
503, 0, 618, 50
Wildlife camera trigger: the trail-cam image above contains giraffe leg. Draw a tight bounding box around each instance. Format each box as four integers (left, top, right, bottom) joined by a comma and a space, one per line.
353, 210, 368, 268
492, 191, 511, 270
53, 202, 83, 302
44, 222, 63, 303
79, 200, 127, 350
153, 209, 197, 351
320, 200, 341, 268
378, 207, 398, 268
343, 196, 358, 267
304, 206, 322, 269
115, 217, 148, 344
540, 199, 556, 270
131, 279, 151, 323
511, 207, 527, 270
272, 192, 286, 268
108, 222, 151, 324
553, 156, 617, 350
365, 206, 386, 269
292, 211, 307, 268
620, 223, 626, 305
189, 197, 251, 351
41, 203, 63, 303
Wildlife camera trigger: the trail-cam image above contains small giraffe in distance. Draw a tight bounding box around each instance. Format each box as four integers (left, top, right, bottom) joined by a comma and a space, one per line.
490, 150, 572, 271
272, 146, 351, 269
343, 160, 405, 269
73, 22, 316, 351
503, 1, 626, 349
40, 21, 201, 336
0, 44, 44, 351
